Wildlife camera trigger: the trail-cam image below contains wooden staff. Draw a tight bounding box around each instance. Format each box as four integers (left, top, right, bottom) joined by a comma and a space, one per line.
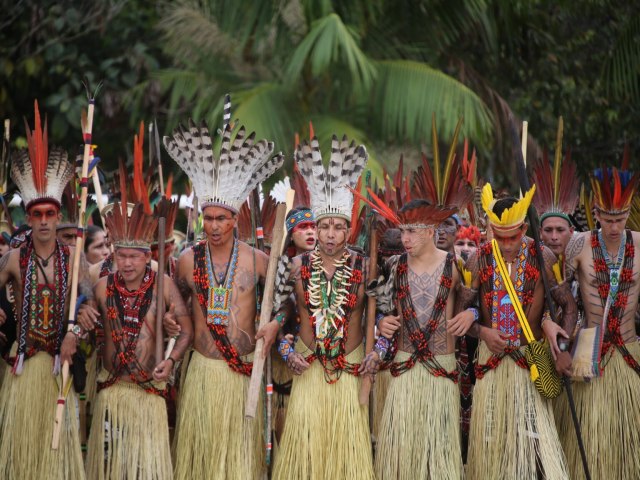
245, 202, 287, 418
155, 217, 166, 365
1, 119, 14, 232
359, 221, 378, 405
89, 145, 106, 229
53, 83, 101, 449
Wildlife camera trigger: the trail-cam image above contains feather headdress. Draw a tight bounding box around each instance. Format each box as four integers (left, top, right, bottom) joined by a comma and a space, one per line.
57, 179, 79, 230
295, 132, 368, 222
237, 193, 278, 245
530, 117, 580, 225
481, 182, 536, 234
411, 116, 474, 223
105, 200, 158, 250
154, 196, 179, 242
10, 100, 74, 210
590, 146, 639, 215
163, 94, 284, 214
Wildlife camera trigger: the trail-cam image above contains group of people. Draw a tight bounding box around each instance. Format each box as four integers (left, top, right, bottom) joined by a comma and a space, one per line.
0, 98, 637, 480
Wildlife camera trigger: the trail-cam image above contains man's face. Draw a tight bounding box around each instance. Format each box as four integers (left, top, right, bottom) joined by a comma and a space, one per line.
454, 238, 477, 261
202, 206, 237, 247
540, 216, 574, 256
436, 217, 458, 252
492, 224, 527, 260
26, 202, 61, 243
115, 248, 151, 284
595, 210, 629, 242
317, 217, 349, 257
291, 222, 317, 252
57, 227, 77, 247
400, 226, 433, 257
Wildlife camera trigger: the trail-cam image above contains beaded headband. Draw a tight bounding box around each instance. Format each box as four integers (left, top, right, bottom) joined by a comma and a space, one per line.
286, 209, 315, 232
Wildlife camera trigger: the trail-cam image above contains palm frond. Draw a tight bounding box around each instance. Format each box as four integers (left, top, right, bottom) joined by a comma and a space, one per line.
367, 59, 493, 148
285, 13, 377, 91
603, 15, 640, 102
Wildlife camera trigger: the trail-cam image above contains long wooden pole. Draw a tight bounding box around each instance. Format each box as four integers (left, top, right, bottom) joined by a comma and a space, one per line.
52, 87, 98, 449
155, 218, 166, 365
245, 203, 287, 418
359, 223, 378, 405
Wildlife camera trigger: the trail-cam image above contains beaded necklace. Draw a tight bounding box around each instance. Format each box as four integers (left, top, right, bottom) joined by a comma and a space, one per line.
591, 230, 640, 374
300, 248, 364, 383
205, 238, 238, 326
387, 252, 458, 382
193, 240, 253, 376
14, 237, 69, 375
99, 253, 114, 278
99, 266, 166, 396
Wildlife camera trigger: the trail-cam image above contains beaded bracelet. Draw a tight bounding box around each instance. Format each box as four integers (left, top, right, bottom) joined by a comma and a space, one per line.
375, 312, 384, 328
466, 307, 480, 323
274, 311, 286, 326
373, 336, 391, 361
278, 338, 294, 362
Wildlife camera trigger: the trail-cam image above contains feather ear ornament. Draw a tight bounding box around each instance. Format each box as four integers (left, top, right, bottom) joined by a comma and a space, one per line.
163, 94, 284, 214
295, 133, 368, 222
10, 100, 74, 210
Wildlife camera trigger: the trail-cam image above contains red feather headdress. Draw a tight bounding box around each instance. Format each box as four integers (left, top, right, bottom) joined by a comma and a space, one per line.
105, 200, 158, 250
590, 145, 639, 215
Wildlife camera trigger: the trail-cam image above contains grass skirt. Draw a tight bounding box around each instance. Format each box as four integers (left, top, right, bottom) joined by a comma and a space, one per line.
555, 341, 640, 480
272, 343, 375, 480
375, 351, 462, 479
271, 347, 292, 462
84, 351, 97, 411
173, 351, 265, 480
466, 342, 569, 480
0, 351, 85, 479
372, 368, 391, 441
86, 377, 172, 479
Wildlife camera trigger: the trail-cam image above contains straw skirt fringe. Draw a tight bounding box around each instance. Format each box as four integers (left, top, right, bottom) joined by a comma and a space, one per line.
555, 341, 640, 480
375, 351, 462, 480
272, 343, 375, 480
466, 342, 569, 480
84, 351, 98, 412
372, 368, 391, 440
0, 351, 85, 479
173, 351, 265, 480
86, 378, 172, 480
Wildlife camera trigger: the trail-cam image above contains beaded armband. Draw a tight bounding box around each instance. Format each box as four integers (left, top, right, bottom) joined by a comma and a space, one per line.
375, 312, 384, 328
274, 311, 286, 326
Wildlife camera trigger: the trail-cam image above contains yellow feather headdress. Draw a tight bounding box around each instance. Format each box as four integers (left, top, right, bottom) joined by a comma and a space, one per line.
481, 182, 536, 233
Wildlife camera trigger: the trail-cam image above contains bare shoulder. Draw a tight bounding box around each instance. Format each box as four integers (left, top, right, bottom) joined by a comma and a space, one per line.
565, 231, 588, 262
94, 276, 108, 299
631, 230, 640, 247
0, 248, 19, 276
177, 247, 195, 274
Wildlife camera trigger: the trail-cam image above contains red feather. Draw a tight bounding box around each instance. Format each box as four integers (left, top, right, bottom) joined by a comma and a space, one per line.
24, 100, 48, 194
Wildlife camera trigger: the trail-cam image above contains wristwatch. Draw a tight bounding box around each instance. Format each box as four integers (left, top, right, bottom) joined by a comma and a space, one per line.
70, 324, 83, 338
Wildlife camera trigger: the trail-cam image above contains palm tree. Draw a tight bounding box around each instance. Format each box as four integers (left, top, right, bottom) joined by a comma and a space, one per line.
128, 0, 494, 180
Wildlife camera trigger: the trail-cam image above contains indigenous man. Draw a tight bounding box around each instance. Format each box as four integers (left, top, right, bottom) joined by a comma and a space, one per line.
56, 181, 79, 247
454, 224, 480, 261
436, 214, 459, 252
450, 183, 577, 479
557, 164, 640, 479
373, 197, 468, 479
86, 201, 192, 479
163, 106, 284, 479
0, 102, 85, 479
264, 134, 375, 479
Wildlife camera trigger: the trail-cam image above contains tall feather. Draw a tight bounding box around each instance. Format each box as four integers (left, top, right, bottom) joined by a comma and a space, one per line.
552, 117, 563, 207
24, 100, 48, 194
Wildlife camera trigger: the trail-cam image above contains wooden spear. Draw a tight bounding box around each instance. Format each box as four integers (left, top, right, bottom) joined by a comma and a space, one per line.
155, 217, 166, 365
359, 219, 378, 405
52, 82, 101, 449
245, 202, 287, 418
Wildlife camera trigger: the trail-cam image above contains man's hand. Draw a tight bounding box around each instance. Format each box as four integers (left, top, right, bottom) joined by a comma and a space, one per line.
60, 332, 77, 366
287, 351, 310, 375
378, 314, 401, 338
360, 351, 381, 377
77, 304, 100, 331
153, 359, 173, 382
447, 310, 476, 337
555, 351, 572, 376
163, 303, 181, 337
256, 320, 280, 358
479, 327, 509, 354
542, 320, 569, 360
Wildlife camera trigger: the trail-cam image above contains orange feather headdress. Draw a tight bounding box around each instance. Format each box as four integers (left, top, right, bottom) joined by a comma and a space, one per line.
590, 146, 639, 215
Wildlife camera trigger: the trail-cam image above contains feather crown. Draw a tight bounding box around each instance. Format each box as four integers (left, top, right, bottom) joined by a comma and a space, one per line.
163, 94, 284, 214
295, 132, 368, 222
11, 100, 74, 210
57, 179, 79, 230
590, 147, 638, 215
530, 117, 579, 225
481, 182, 536, 233
105, 201, 158, 250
